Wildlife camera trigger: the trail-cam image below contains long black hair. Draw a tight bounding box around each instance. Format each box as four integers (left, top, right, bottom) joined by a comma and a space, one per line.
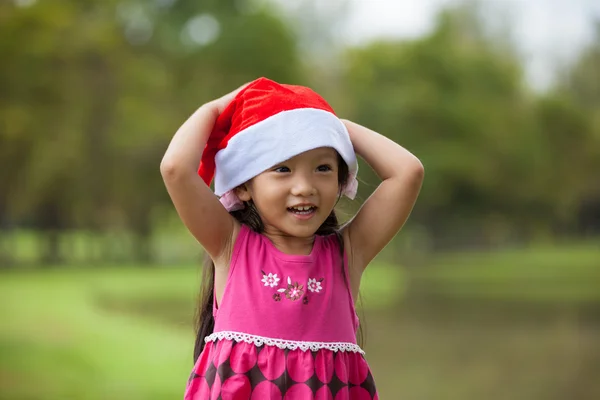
193, 154, 361, 362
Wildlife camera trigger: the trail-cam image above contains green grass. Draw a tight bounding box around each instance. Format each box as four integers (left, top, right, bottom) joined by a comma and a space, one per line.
0, 268, 198, 400
0, 264, 403, 400
1, 242, 599, 400
409, 242, 600, 303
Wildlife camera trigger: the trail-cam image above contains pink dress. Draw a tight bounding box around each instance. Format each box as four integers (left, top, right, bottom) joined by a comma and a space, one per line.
184, 224, 378, 400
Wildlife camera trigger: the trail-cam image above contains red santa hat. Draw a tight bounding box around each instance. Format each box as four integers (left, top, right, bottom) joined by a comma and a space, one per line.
198, 77, 358, 210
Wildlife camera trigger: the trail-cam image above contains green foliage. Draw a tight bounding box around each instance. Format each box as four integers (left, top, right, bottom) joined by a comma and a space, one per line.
337, 5, 600, 246
0, 0, 304, 264
1, 1, 600, 264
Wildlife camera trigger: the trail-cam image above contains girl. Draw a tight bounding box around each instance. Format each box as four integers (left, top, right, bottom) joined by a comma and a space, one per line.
161, 77, 423, 399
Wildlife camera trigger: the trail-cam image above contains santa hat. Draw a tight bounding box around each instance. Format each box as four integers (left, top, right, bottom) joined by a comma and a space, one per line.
198, 77, 358, 211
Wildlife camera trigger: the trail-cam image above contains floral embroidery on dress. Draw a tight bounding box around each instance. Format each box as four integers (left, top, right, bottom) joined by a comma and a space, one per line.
261, 270, 280, 288
307, 277, 324, 293
267, 276, 324, 303
277, 277, 304, 301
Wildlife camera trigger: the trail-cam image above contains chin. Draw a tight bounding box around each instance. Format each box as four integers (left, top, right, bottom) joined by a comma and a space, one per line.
269, 210, 333, 237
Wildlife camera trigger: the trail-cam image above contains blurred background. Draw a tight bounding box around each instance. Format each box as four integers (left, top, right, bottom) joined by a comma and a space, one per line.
1, 0, 600, 399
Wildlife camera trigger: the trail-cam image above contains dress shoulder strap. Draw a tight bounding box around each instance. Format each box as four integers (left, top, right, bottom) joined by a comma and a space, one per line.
212, 223, 253, 317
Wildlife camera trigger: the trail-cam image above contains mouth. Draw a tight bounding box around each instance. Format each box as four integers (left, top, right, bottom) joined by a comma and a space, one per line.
287, 204, 318, 217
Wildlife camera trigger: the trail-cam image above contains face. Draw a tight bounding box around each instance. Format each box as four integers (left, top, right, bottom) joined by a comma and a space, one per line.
236, 147, 341, 238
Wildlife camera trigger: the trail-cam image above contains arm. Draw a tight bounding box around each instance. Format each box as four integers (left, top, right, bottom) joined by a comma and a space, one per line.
341, 119, 424, 274
160, 86, 246, 262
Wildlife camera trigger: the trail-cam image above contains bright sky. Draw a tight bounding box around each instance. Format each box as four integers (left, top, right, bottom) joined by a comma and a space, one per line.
282, 0, 600, 90
343, 0, 600, 89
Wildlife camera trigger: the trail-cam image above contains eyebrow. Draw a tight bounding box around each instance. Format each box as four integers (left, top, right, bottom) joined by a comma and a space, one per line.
314, 150, 337, 160
318, 155, 337, 164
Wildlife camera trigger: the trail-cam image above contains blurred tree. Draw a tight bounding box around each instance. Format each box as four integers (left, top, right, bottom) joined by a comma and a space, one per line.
1, 0, 598, 264
338, 4, 600, 248
531, 95, 596, 233
0, 0, 90, 264
559, 20, 600, 235
339, 5, 532, 247
0, 0, 304, 265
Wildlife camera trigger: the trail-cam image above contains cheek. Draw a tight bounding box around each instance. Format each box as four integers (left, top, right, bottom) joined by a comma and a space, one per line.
319, 179, 341, 201
250, 180, 285, 207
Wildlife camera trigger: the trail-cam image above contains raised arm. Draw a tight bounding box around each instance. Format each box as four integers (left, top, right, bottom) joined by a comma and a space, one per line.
160, 86, 245, 262
342, 119, 424, 274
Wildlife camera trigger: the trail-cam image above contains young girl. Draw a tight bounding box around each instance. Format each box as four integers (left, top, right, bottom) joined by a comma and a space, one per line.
161, 77, 423, 399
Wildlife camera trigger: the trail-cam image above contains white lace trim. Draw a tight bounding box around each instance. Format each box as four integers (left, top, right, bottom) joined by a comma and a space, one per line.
205, 331, 365, 355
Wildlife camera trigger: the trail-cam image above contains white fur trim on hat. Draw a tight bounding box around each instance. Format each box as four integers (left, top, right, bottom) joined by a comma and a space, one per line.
213, 108, 358, 197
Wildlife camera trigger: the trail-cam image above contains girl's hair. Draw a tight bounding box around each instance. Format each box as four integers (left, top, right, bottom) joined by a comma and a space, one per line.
193, 154, 360, 362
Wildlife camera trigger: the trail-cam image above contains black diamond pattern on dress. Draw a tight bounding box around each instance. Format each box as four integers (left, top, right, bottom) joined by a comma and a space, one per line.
328, 371, 348, 398
271, 366, 294, 395
245, 362, 267, 389
217, 359, 236, 382
187, 372, 199, 384
304, 371, 325, 395
204, 361, 217, 388
361, 370, 377, 398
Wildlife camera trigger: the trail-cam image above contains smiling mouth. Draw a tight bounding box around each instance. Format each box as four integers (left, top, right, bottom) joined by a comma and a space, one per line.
287, 205, 317, 215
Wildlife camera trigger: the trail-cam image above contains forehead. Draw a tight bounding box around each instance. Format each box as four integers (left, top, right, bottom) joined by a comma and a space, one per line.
287, 147, 337, 162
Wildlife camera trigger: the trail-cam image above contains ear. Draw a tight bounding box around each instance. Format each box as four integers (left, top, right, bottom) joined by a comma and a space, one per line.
234, 183, 252, 202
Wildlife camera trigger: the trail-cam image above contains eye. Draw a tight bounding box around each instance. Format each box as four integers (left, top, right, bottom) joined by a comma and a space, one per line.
317, 164, 333, 172
273, 166, 290, 173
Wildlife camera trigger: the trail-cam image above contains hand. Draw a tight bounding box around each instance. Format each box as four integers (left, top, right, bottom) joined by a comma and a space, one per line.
211, 82, 252, 115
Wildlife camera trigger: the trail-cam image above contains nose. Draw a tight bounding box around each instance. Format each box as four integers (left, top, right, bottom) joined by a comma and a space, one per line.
290, 173, 316, 197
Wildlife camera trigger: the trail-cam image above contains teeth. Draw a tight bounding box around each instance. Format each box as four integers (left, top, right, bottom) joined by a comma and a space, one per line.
291, 206, 313, 211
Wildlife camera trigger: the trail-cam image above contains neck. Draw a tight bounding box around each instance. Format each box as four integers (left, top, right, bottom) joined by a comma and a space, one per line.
262, 228, 315, 255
